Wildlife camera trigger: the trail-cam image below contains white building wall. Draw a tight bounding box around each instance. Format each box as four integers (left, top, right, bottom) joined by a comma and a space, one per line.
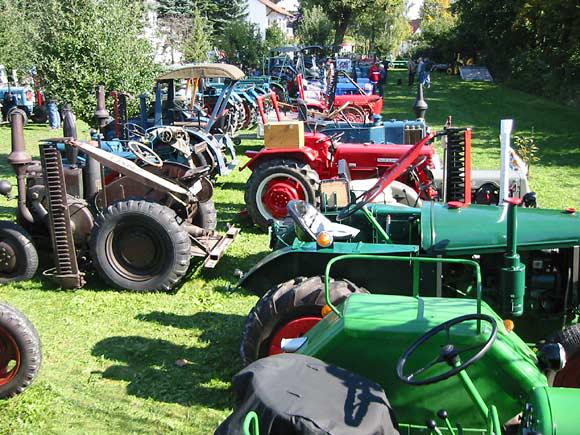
248, 0, 268, 38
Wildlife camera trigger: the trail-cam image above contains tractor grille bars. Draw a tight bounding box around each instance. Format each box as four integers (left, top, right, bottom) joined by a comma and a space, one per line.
40, 143, 85, 288
444, 127, 472, 204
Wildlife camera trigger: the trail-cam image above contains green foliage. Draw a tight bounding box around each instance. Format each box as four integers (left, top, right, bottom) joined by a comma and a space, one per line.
412, 0, 458, 61
301, 0, 394, 48
354, 0, 410, 57
265, 23, 288, 51
209, 0, 248, 33
424, 0, 580, 105
0, 0, 36, 73
29, 0, 158, 123
513, 131, 540, 170
183, 10, 213, 62
296, 6, 334, 47
216, 21, 265, 69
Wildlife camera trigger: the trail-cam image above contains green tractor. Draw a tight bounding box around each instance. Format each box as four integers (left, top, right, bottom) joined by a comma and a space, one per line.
219, 254, 578, 434
236, 128, 580, 388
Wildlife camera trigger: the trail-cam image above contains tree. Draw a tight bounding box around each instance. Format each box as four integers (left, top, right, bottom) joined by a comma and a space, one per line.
296, 5, 334, 47
265, 23, 288, 50
301, 0, 394, 49
30, 0, 158, 123
216, 21, 265, 70
0, 1, 37, 74
209, 0, 248, 33
183, 10, 213, 62
354, 0, 410, 57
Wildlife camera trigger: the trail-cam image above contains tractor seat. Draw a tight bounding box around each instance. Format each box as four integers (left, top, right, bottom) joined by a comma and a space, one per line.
288, 200, 360, 241
215, 353, 400, 435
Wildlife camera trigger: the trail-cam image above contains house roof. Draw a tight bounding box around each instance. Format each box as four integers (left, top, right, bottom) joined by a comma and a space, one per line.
259, 0, 293, 17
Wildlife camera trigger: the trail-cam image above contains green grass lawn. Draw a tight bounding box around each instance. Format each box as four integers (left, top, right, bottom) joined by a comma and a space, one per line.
0, 71, 579, 434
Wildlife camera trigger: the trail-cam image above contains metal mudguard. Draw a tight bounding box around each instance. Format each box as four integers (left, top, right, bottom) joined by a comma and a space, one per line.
236, 241, 419, 296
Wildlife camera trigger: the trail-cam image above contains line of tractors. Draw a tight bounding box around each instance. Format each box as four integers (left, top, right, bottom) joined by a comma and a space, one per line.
1, 62, 579, 435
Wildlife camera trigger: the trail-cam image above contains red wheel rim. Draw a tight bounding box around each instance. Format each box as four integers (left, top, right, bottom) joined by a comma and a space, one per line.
262, 178, 307, 219
269, 316, 321, 356
0, 325, 21, 386
554, 356, 580, 387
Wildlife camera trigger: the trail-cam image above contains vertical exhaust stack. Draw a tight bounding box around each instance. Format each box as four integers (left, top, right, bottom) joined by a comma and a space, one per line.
8, 109, 34, 223
500, 198, 526, 317
84, 85, 109, 199
62, 103, 79, 167
413, 83, 428, 120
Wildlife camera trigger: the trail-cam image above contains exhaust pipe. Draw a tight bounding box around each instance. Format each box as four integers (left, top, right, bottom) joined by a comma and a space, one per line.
84, 86, 109, 199
62, 104, 79, 167
8, 109, 34, 223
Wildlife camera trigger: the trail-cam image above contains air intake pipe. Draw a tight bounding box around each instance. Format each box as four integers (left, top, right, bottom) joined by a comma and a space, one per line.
7, 109, 34, 223
500, 198, 526, 316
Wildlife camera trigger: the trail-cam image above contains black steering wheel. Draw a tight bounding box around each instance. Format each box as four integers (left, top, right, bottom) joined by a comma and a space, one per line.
128, 140, 164, 168
396, 314, 497, 386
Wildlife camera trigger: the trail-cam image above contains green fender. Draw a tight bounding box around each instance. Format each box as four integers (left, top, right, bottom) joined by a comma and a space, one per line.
236, 241, 419, 297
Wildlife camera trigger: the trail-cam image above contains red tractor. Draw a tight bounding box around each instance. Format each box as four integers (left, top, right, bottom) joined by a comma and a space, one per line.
242, 129, 438, 228
296, 73, 383, 122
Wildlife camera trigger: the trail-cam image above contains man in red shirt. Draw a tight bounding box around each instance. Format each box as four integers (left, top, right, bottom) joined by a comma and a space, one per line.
369, 62, 381, 95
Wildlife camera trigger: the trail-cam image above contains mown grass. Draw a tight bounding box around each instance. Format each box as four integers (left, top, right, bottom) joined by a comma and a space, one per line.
0, 70, 579, 434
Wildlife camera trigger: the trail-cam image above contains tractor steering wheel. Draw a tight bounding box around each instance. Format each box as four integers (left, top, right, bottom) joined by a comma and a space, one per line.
127, 140, 164, 168
396, 314, 497, 386
336, 132, 437, 221
316, 132, 344, 145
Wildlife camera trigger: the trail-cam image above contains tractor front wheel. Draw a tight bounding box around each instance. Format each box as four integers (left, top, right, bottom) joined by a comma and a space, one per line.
245, 159, 320, 229
90, 200, 191, 292
192, 200, 217, 231
240, 276, 367, 365
0, 221, 39, 284
0, 303, 42, 398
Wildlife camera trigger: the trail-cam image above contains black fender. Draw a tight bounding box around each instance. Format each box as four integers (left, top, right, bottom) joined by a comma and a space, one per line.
236, 243, 421, 297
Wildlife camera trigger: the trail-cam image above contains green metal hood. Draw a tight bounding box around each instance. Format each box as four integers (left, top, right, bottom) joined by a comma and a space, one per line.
421, 202, 580, 255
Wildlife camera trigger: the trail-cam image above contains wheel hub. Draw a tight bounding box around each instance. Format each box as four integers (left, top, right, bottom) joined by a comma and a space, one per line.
269, 316, 321, 356
263, 179, 305, 219
0, 241, 16, 273
0, 325, 20, 386
116, 230, 157, 269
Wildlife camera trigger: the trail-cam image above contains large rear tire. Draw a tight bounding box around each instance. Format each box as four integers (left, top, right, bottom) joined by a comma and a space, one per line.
90, 200, 191, 292
240, 276, 367, 365
0, 302, 41, 398
245, 159, 320, 230
0, 221, 38, 284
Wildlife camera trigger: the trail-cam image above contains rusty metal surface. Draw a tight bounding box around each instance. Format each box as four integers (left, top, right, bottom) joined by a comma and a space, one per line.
202, 226, 240, 268
66, 139, 190, 197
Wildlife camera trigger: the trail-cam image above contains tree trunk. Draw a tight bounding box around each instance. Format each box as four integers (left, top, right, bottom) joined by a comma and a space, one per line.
333, 10, 352, 52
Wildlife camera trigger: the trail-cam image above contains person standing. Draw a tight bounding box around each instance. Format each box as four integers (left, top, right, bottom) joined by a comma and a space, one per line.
377, 64, 387, 97
47, 98, 61, 130
369, 62, 381, 95
407, 58, 417, 86
416, 57, 425, 86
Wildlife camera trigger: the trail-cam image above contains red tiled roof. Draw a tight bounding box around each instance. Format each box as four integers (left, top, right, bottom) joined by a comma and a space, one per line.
259, 0, 293, 17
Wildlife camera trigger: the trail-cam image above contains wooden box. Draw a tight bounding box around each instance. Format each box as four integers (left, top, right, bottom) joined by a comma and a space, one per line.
264, 121, 304, 149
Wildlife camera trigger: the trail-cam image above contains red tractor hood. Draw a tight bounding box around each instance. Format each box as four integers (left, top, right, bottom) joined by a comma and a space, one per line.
334, 142, 435, 180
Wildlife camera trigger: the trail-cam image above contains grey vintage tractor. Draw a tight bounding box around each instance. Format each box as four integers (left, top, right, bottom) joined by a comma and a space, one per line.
0, 93, 238, 292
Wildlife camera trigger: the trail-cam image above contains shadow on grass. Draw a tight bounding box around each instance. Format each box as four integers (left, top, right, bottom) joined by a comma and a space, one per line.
92, 311, 245, 408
